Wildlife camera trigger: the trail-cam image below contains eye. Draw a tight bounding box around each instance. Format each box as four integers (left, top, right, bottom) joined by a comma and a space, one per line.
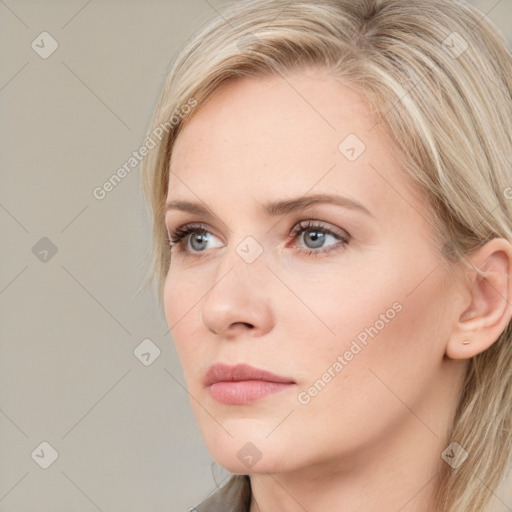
167, 222, 222, 255
288, 220, 350, 257
166, 220, 350, 258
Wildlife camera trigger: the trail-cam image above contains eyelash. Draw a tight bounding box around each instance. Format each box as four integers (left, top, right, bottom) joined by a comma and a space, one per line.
166, 220, 350, 259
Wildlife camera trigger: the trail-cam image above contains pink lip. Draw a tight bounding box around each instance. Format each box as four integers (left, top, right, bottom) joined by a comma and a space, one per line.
204, 363, 295, 405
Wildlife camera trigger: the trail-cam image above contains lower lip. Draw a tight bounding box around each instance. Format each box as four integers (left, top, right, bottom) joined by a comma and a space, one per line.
208, 380, 295, 405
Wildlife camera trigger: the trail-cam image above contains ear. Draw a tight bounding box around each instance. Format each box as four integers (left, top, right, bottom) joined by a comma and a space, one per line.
446, 237, 512, 360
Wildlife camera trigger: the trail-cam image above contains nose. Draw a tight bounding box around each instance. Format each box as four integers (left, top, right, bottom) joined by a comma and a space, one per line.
200, 252, 274, 339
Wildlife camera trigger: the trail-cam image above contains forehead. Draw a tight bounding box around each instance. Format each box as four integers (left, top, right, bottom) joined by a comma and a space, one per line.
171, 69, 375, 173
168, 69, 424, 222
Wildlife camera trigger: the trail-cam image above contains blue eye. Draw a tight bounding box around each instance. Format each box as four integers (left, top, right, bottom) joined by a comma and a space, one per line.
168, 223, 220, 254
167, 220, 350, 258
289, 220, 350, 256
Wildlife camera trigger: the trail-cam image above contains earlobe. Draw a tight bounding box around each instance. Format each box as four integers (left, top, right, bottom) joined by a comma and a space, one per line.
446, 238, 512, 360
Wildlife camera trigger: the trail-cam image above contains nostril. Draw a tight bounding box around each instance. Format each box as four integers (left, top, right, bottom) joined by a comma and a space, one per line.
234, 322, 253, 329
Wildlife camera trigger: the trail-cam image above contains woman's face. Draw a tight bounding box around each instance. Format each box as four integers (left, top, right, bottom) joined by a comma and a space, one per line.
163, 67, 466, 475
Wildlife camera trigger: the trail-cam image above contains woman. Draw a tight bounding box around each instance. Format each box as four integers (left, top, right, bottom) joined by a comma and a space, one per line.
140, 0, 512, 510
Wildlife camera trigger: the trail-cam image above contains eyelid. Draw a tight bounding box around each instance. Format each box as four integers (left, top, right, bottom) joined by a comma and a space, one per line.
289, 219, 350, 241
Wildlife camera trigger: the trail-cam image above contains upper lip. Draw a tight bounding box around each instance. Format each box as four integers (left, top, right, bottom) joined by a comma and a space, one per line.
203, 363, 295, 386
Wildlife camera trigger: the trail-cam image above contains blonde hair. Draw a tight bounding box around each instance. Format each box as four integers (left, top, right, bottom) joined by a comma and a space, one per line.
140, 0, 512, 510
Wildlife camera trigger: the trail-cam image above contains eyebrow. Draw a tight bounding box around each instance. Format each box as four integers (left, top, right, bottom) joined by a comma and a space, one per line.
165, 193, 373, 219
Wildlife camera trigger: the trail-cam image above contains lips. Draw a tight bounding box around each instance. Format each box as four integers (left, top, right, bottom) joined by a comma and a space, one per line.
203, 363, 296, 405
203, 363, 295, 386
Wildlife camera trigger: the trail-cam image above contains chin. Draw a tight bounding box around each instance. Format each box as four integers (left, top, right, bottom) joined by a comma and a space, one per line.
201, 429, 299, 475
209, 448, 292, 475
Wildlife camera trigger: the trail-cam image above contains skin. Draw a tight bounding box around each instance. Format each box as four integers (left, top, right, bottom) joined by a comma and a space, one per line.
163, 67, 512, 512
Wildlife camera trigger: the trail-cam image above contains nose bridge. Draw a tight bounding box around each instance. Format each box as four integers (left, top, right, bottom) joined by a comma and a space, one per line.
211, 232, 268, 299
200, 233, 272, 335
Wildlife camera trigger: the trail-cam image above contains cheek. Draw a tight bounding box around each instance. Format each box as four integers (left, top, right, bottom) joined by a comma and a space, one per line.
271, 257, 402, 367
287, 243, 446, 362
163, 267, 205, 367
163, 267, 182, 335
292, 255, 449, 433
163, 263, 206, 324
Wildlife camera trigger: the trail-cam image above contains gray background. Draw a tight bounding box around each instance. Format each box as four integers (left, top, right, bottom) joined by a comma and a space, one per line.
1, 1, 511, 511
